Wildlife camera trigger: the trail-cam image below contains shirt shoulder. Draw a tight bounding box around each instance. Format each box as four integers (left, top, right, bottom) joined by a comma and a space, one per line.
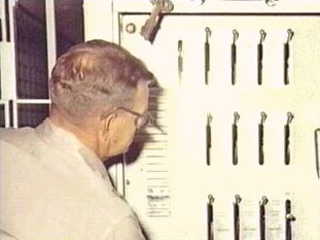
99, 215, 146, 240
0, 124, 142, 240
0, 127, 38, 151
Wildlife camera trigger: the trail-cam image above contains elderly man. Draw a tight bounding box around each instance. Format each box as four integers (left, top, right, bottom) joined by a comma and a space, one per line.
0, 40, 154, 240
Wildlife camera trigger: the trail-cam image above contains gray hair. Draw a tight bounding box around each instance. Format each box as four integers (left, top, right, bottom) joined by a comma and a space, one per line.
49, 40, 154, 124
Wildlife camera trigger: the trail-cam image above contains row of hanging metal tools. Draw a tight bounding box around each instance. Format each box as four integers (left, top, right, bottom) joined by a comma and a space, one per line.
206, 112, 294, 166
207, 195, 295, 240
177, 28, 294, 85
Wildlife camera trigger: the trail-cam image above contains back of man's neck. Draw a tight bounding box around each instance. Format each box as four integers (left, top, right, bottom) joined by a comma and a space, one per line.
49, 110, 100, 159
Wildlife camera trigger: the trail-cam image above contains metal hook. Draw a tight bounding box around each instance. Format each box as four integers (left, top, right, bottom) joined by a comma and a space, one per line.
208, 194, 215, 204
260, 196, 269, 206
233, 29, 239, 44
205, 27, 212, 42
234, 112, 240, 125
207, 113, 213, 124
287, 112, 294, 125
178, 40, 183, 52
235, 194, 242, 204
287, 29, 294, 43
260, 112, 267, 124
259, 30, 266, 44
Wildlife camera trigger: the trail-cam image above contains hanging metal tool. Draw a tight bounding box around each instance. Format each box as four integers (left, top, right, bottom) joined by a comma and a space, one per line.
233, 195, 241, 240
314, 129, 320, 179
258, 30, 266, 85
231, 30, 239, 85
206, 113, 213, 165
284, 29, 294, 85
140, 0, 174, 43
285, 199, 296, 240
207, 194, 215, 240
259, 112, 267, 165
259, 196, 268, 240
205, 27, 212, 85
232, 112, 240, 165
284, 112, 294, 165
178, 40, 183, 83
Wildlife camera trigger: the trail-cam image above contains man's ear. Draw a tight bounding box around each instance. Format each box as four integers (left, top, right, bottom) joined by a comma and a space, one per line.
101, 113, 117, 137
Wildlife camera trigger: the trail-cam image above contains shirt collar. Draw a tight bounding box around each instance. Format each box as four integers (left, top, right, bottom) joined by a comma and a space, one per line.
35, 118, 108, 180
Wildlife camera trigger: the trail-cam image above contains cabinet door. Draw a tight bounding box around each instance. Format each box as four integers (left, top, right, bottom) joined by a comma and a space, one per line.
119, 13, 320, 240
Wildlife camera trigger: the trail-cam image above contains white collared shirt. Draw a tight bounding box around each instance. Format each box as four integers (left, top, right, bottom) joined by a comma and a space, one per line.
0, 119, 146, 240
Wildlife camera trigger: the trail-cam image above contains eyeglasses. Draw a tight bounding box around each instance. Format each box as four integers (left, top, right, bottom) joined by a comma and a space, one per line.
116, 107, 154, 132
102, 106, 164, 133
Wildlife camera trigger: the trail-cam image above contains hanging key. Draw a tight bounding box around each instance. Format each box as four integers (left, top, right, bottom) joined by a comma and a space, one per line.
258, 30, 266, 85
259, 112, 267, 165
140, 0, 174, 43
285, 199, 296, 240
206, 113, 213, 165
205, 27, 212, 85
259, 196, 268, 240
284, 112, 294, 165
284, 29, 294, 85
314, 129, 320, 179
233, 194, 241, 240
231, 30, 239, 85
232, 112, 240, 165
207, 194, 215, 240
178, 40, 183, 83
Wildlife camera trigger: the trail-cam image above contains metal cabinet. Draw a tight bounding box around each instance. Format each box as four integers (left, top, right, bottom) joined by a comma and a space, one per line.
82, 1, 320, 239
